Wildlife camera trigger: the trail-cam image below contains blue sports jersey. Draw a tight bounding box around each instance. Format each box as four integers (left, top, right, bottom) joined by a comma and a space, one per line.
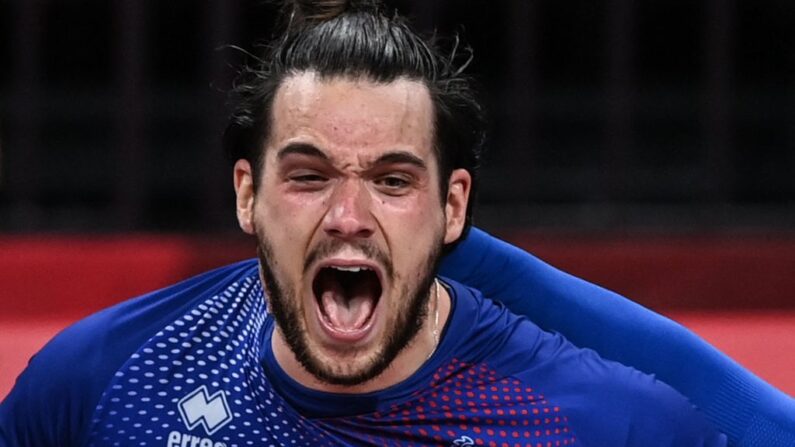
1, 259, 725, 446
441, 229, 795, 447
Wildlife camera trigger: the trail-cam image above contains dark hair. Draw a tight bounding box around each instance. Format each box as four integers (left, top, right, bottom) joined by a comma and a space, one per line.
223, 0, 486, 238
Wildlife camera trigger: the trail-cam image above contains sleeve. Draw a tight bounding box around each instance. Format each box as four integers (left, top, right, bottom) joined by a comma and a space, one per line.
439, 227, 795, 447
0, 259, 260, 447
0, 322, 101, 447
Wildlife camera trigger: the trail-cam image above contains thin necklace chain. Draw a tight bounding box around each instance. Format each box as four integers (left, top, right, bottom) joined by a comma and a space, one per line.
427, 279, 441, 360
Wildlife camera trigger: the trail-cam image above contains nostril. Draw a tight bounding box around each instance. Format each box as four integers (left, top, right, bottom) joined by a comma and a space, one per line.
324, 224, 374, 239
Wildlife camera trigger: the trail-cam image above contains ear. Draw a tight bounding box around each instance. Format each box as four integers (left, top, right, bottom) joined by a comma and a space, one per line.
233, 159, 256, 235
443, 169, 472, 244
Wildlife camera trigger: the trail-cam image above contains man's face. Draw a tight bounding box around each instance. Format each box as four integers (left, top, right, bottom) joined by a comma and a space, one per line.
234, 72, 470, 386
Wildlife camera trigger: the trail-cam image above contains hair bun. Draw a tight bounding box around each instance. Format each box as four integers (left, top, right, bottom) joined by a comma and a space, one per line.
290, 0, 379, 24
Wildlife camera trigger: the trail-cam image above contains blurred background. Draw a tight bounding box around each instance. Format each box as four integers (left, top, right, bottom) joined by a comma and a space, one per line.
0, 0, 793, 396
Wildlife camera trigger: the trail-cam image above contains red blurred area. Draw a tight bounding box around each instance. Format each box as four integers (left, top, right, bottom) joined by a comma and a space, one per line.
0, 234, 255, 319
2, 233, 794, 399
504, 231, 795, 309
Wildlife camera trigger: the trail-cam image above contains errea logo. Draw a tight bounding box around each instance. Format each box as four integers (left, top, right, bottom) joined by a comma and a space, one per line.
166, 430, 227, 447
177, 386, 233, 436
452, 435, 475, 446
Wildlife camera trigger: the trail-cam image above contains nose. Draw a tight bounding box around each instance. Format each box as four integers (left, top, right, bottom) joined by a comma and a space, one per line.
322, 179, 376, 240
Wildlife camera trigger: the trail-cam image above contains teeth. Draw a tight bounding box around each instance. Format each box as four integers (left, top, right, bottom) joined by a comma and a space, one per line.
330, 266, 370, 272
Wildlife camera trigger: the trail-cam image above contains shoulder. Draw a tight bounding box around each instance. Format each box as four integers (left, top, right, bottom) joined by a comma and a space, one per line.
444, 280, 726, 446
439, 278, 546, 363
438, 280, 725, 446
511, 331, 727, 446
0, 259, 259, 447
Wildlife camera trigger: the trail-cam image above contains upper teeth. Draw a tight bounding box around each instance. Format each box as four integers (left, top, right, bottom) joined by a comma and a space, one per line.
331, 266, 369, 272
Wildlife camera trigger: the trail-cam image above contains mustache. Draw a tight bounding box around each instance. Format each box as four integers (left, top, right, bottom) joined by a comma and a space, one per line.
303, 239, 394, 279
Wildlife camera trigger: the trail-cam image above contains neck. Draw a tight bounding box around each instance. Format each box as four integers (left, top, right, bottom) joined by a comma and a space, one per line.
271, 281, 451, 394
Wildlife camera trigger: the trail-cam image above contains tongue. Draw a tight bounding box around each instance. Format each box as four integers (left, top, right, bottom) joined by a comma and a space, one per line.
319, 275, 376, 331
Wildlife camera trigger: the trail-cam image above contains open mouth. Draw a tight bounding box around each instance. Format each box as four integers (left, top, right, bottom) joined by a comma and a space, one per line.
312, 265, 383, 336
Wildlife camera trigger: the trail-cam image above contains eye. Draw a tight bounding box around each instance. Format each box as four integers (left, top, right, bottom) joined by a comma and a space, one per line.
375, 174, 412, 194
287, 171, 329, 189
291, 173, 327, 183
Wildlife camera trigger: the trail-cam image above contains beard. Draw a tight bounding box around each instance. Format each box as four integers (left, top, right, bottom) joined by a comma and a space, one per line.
256, 230, 444, 386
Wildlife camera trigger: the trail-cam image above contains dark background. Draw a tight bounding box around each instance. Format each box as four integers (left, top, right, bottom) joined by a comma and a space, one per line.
2, 1, 795, 400
1, 0, 793, 234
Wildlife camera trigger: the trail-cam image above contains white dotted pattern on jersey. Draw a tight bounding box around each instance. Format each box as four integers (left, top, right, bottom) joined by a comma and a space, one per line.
86, 277, 341, 447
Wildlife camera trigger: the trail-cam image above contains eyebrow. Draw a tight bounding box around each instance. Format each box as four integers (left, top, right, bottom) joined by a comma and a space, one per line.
277, 143, 427, 171
371, 151, 427, 170
276, 143, 330, 161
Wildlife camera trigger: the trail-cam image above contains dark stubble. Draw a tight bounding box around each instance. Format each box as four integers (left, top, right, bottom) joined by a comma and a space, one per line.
256, 231, 444, 386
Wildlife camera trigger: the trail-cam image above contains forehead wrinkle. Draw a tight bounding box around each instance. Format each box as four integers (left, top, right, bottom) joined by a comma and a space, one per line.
270, 73, 435, 168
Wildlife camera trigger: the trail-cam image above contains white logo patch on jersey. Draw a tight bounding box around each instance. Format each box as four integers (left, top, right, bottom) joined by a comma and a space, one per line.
178, 385, 233, 436
166, 430, 227, 447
